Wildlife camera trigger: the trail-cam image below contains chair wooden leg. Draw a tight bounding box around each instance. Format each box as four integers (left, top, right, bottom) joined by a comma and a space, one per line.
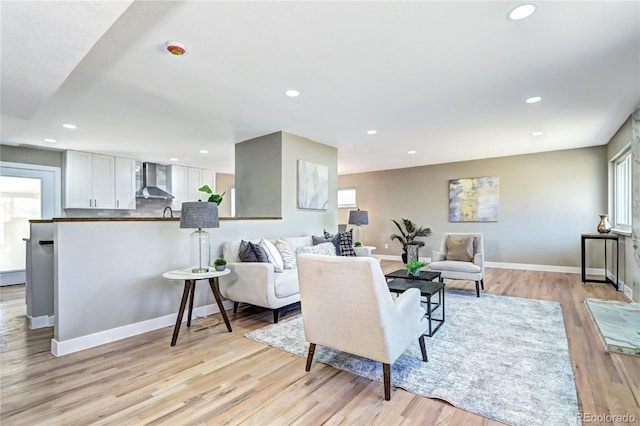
475, 281, 480, 297
305, 343, 316, 371
383, 363, 391, 401
481, 279, 485, 290
273, 309, 279, 323
419, 335, 428, 362
233, 302, 239, 313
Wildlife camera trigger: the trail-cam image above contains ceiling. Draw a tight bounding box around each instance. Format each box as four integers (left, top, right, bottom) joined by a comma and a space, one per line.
1, 1, 639, 175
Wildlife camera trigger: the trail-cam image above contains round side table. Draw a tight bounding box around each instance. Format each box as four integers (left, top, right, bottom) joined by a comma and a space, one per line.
162, 267, 232, 346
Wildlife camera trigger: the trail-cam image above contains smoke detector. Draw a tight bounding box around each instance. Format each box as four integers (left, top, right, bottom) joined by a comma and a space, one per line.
166, 41, 187, 56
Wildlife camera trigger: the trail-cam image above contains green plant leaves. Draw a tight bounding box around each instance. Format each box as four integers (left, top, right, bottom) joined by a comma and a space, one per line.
198, 186, 225, 205
390, 218, 432, 250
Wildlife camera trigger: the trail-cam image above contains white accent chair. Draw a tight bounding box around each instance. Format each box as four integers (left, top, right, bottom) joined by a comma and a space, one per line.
429, 233, 485, 297
296, 254, 429, 400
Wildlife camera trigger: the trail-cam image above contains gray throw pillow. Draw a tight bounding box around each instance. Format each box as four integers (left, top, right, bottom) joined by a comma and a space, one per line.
239, 240, 269, 263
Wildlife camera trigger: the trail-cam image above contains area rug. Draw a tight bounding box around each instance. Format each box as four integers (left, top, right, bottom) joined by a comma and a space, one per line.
246, 291, 580, 426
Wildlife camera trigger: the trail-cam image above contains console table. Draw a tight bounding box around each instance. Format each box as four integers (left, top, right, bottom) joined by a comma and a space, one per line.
580, 233, 619, 290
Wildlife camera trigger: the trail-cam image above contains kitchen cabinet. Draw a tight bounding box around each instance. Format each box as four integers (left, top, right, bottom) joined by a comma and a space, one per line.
168, 165, 216, 210
114, 157, 137, 209
63, 151, 136, 209
64, 151, 115, 209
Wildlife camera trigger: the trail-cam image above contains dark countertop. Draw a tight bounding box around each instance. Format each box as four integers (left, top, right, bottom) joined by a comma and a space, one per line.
31, 217, 282, 223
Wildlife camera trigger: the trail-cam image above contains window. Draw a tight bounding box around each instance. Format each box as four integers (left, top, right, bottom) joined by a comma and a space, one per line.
611, 146, 632, 233
337, 188, 357, 208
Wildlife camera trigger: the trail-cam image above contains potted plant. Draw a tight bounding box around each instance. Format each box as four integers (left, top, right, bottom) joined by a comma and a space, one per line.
390, 218, 432, 263
198, 185, 225, 205
406, 260, 427, 277
354, 241, 362, 247
213, 257, 227, 271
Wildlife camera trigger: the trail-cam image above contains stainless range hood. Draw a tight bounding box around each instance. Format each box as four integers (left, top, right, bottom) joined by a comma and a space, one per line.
135, 162, 174, 199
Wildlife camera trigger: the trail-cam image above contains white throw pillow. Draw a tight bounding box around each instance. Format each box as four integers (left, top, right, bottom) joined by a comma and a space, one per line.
275, 238, 297, 269
295, 242, 337, 257
259, 239, 284, 272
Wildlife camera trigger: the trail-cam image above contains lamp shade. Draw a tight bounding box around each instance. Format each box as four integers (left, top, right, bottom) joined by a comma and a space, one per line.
180, 202, 220, 229
348, 209, 369, 226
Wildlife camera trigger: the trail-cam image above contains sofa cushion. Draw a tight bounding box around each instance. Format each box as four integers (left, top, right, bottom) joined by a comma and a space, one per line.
430, 260, 481, 273
239, 240, 269, 263
445, 236, 474, 261
259, 239, 284, 272
296, 242, 337, 257
275, 238, 297, 270
274, 269, 300, 298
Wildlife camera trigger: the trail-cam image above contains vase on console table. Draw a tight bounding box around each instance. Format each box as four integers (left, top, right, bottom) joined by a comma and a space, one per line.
597, 214, 612, 234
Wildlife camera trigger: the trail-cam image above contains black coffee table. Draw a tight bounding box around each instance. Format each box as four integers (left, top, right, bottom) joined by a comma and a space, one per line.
384, 269, 444, 336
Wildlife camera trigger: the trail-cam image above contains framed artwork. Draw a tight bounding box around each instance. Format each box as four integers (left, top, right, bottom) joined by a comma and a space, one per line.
449, 176, 498, 222
297, 160, 328, 210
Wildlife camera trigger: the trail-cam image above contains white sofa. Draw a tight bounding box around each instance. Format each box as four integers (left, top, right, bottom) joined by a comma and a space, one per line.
218, 236, 372, 323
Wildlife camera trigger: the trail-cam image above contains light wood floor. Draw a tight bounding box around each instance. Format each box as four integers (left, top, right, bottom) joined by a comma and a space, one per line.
1, 262, 639, 425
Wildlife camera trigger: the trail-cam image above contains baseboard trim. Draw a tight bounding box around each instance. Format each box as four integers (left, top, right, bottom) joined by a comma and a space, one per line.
0, 270, 25, 286
51, 300, 233, 357
375, 255, 590, 275
28, 314, 54, 329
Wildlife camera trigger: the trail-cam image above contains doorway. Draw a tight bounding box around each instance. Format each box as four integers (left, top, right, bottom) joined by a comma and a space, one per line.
0, 162, 61, 286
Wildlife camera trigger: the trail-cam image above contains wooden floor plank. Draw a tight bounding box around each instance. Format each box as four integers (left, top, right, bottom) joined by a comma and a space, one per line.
1, 262, 639, 425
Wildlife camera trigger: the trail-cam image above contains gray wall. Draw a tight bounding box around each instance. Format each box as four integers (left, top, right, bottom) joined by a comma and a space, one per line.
339, 146, 607, 268
235, 132, 282, 217
1, 145, 63, 167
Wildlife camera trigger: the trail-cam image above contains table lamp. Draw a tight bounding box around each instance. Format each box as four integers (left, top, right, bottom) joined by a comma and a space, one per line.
180, 201, 220, 273
348, 208, 369, 245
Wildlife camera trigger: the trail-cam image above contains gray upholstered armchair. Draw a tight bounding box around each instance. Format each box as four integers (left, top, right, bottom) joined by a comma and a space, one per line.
429, 232, 485, 297
296, 254, 429, 400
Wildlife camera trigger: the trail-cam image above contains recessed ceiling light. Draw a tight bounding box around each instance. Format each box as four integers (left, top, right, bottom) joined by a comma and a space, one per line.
408, 150, 417, 155
507, 4, 537, 21
62, 123, 77, 129
285, 89, 300, 97
525, 96, 542, 104
199, 150, 208, 154
43, 138, 56, 143
531, 131, 544, 136
366, 129, 377, 135
170, 157, 179, 162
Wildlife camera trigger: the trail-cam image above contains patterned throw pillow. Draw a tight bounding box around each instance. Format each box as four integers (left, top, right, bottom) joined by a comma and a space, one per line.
338, 229, 356, 257
295, 242, 337, 257
238, 240, 269, 263
259, 239, 284, 273
312, 233, 340, 255
275, 238, 297, 269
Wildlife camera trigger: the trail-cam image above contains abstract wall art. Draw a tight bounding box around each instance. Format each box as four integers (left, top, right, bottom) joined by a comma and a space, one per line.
449, 176, 499, 222
297, 160, 329, 210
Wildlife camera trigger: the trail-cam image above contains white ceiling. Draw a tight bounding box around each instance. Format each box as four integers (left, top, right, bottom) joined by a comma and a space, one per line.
1, 1, 639, 175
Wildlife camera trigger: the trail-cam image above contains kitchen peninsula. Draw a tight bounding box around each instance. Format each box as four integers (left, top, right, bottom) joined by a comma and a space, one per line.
29, 215, 320, 356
